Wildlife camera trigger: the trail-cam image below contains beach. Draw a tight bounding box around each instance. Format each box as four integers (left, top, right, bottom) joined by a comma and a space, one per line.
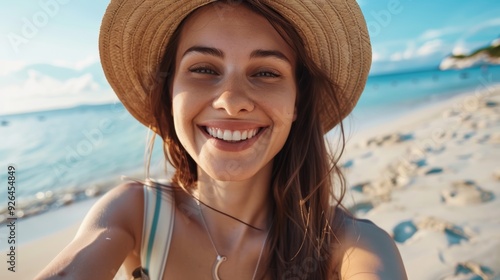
341, 86, 500, 279
1, 87, 500, 279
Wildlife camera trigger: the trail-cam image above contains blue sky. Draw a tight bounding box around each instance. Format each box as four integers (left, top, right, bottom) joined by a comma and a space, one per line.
0, 1, 107, 74
0, 1, 499, 114
359, 0, 500, 74
1, 1, 499, 74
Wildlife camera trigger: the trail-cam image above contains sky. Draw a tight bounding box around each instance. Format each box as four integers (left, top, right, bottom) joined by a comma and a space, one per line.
358, 0, 500, 74
0, 0, 499, 114
0, 1, 106, 74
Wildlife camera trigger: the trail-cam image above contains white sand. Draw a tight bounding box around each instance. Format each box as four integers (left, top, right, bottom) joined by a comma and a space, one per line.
0, 224, 80, 280
2, 87, 500, 279
0, 198, 98, 279
341, 86, 500, 279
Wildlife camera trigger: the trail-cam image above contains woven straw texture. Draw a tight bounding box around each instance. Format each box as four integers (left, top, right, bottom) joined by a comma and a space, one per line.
99, 0, 371, 132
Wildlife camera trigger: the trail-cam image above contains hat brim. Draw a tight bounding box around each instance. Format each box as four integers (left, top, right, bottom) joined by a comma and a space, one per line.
99, 0, 371, 133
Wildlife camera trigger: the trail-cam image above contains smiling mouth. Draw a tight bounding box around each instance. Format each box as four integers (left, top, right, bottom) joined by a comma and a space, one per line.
203, 126, 265, 142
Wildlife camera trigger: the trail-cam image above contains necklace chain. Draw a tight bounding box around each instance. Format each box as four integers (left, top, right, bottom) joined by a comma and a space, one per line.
197, 201, 272, 280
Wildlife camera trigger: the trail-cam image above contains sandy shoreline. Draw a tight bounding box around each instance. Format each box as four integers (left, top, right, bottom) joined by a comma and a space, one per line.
2, 87, 500, 279
0, 224, 80, 279
341, 86, 500, 279
0, 198, 99, 279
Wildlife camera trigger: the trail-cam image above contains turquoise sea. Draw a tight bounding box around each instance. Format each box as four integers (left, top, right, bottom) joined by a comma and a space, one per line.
1, 65, 500, 216
352, 65, 500, 128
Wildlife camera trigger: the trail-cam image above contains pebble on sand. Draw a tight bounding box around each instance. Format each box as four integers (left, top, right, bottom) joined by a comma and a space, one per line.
393, 220, 418, 243
421, 167, 444, 175
452, 262, 495, 280
393, 216, 473, 246
441, 180, 494, 206
347, 201, 374, 216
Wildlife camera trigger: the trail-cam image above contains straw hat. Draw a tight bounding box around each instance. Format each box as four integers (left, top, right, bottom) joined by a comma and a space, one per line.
99, 0, 371, 132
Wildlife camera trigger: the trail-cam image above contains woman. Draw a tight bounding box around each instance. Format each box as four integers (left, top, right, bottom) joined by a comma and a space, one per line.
37, 0, 407, 279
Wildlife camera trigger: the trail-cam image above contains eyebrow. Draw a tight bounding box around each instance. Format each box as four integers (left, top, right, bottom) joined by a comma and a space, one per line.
183, 46, 224, 58
182, 46, 291, 64
250, 49, 291, 64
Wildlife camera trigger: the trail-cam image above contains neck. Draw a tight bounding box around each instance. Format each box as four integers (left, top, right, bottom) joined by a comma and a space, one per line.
195, 161, 273, 232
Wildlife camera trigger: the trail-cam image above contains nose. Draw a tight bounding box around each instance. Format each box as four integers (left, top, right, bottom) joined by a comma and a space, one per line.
212, 76, 254, 116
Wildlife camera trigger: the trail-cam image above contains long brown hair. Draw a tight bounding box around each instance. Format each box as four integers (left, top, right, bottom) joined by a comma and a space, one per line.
148, 1, 348, 278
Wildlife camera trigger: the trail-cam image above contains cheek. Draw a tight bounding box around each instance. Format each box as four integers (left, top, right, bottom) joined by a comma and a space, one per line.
271, 94, 297, 127
171, 91, 206, 149
171, 85, 194, 121
171, 94, 191, 141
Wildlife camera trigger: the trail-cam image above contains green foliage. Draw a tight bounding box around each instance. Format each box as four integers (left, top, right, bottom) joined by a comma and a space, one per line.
450, 43, 500, 60
485, 44, 500, 57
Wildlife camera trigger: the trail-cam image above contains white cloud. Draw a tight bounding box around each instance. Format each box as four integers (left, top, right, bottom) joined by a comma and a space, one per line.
389, 41, 417, 61
420, 30, 442, 40
467, 18, 500, 37
0, 60, 27, 76
372, 51, 382, 62
380, 19, 500, 64
390, 52, 403, 61
492, 38, 500, 47
448, 18, 500, 55
452, 44, 469, 56
0, 69, 115, 115
419, 18, 500, 43
389, 39, 448, 62
1, 71, 101, 97
74, 55, 99, 70
419, 27, 460, 41
53, 54, 99, 71
416, 39, 444, 56
0, 92, 117, 116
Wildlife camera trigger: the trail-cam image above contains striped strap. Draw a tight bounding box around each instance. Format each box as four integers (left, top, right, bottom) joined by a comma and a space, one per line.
140, 185, 175, 279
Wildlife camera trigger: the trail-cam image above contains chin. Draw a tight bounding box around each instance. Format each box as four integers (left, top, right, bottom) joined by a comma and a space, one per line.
205, 169, 254, 182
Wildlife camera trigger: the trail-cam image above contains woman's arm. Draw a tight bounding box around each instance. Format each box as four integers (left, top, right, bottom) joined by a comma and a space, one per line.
35, 182, 144, 280
339, 219, 408, 280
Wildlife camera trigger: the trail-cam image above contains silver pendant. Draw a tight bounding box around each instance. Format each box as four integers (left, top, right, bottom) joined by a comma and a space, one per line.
212, 255, 228, 280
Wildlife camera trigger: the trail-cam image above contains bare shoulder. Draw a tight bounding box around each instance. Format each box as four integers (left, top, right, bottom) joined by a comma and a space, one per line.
338, 216, 408, 280
77, 181, 144, 237
35, 182, 144, 279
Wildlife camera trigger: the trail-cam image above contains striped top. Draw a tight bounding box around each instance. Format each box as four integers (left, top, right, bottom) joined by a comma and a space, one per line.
139, 185, 175, 279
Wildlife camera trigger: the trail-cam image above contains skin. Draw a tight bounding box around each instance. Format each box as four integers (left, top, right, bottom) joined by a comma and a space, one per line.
36, 3, 407, 280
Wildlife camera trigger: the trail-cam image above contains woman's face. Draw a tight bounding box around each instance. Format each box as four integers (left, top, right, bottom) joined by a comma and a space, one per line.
171, 3, 297, 182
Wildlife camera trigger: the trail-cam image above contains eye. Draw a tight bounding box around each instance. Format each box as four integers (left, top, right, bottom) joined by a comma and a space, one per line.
189, 66, 218, 75
253, 70, 280, 78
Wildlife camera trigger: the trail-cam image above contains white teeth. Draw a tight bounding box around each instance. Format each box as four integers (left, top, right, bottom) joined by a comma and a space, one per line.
223, 130, 232, 141
205, 127, 260, 142
232, 130, 241, 141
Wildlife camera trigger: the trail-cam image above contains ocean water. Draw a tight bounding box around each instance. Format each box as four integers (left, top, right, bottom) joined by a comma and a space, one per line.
1, 66, 500, 212
351, 65, 500, 128
0, 103, 167, 211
